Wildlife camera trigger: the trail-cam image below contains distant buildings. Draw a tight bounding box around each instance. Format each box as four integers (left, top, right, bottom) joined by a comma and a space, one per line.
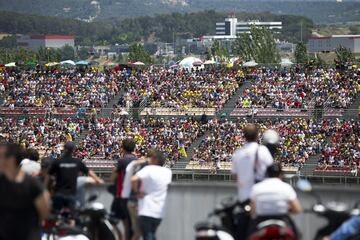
17, 35, 75, 50
174, 16, 285, 55
215, 17, 282, 37
308, 35, 360, 53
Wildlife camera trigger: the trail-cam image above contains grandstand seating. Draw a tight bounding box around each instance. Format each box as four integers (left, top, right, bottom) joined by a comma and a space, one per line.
230, 108, 311, 117
140, 107, 216, 116
0, 66, 357, 177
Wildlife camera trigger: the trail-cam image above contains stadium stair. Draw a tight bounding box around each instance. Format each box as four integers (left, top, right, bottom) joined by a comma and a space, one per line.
217, 80, 253, 117
173, 131, 210, 169
74, 129, 89, 146
74, 89, 125, 145
300, 155, 320, 176
98, 89, 125, 119
173, 80, 253, 170
342, 93, 359, 119
300, 136, 331, 176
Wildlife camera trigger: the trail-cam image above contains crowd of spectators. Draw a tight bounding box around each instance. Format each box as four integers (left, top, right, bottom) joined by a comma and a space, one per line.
236, 68, 358, 110
318, 119, 359, 174
78, 117, 208, 166
121, 68, 243, 109
0, 69, 122, 108
191, 118, 327, 171
0, 117, 85, 158
0, 65, 357, 176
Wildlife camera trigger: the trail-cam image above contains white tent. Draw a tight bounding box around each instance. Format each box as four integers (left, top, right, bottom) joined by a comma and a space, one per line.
5, 62, 16, 67
242, 60, 258, 67
281, 58, 293, 67
230, 57, 239, 64
179, 57, 203, 69
60, 60, 76, 66
76, 60, 89, 65
204, 60, 216, 65
133, 61, 145, 66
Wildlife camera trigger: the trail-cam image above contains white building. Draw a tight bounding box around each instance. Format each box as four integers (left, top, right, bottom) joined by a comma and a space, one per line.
215, 17, 282, 37
17, 35, 75, 50
308, 35, 360, 53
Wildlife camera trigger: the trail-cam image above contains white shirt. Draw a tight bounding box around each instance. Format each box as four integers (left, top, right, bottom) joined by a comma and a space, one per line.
121, 161, 138, 198
20, 159, 41, 176
231, 142, 273, 202
136, 165, 172, 219
250, 178, 297, 216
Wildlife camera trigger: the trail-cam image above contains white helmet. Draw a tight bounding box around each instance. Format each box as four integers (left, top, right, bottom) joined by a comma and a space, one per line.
262, 129, 280, 146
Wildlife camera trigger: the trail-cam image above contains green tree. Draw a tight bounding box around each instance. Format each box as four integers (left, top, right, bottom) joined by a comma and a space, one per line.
334, 46, 354, 65
128, 43, 152, 64
210, 40, 229, 62
77, 47, 90, 60
58, 45, 75, 60
211, 40, 221, 59
36, 47, 60, 63
233, 26, 280, 64
0, 35, 16, 49
309, 54, 326, 68
349, 25, 360, 35
294, 42, 308, 64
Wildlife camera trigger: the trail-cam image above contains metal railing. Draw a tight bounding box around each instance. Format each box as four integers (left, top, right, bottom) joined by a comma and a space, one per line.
170, 169, 360, 186
0, 107, 357, 117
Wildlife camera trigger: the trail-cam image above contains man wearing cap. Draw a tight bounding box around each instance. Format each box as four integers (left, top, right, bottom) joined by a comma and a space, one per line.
48, 142, 103, 212
231, 124, 274, 240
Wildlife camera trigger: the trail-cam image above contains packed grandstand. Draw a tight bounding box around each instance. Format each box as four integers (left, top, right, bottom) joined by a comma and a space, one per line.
0, 65, 358, 178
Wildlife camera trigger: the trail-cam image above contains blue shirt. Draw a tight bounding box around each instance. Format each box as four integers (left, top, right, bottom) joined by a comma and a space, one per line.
330, 216, 360, 240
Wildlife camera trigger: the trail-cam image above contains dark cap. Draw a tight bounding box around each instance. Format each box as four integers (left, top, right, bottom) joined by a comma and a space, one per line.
64, 142, 76, 152
266, 163, 282, 178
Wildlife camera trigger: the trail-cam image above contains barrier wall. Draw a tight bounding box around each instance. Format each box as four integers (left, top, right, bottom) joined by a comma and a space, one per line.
86, 182, 360, 240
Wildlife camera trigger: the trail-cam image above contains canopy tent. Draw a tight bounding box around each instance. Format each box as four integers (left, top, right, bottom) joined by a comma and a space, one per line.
169, 64, 179, 69
168, 60, 176, 66
204, 60, 216, 65
60, 60, 76, 66
132, 61, 145, 66
76, 60, 89, 65
280, 58, 293, 67
179, 57, 203, 69
225, 63, 234, 68
103, 60, 116, 67
89, 60, 100, 66
230, 57, 238, 63
242, 60, 258, 67
230, 57, 242, 65
5, 62, 16, 67
45, 62, 59, 67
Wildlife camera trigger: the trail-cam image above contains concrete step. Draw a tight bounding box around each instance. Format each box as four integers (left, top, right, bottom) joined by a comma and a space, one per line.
217, 80, 253, 117
173, 131, 209, 169
342, 93, 359, 119
300, 155, 321, 176
74, 90, 125, 145
300, 136, 331, 176
74, 129, 89, 145
98, 90, 125, 119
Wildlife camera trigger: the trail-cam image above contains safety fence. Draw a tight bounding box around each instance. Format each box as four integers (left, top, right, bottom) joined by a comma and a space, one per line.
170, 169, 360, 186
91, 166, 360, 186
0, 107, 357, 119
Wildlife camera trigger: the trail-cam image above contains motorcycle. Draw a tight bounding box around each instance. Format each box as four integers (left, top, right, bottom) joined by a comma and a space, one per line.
42, 195, 120, 240
78, 195, 120, 240
195, 197, 297, 240
296, 179, 360, 240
